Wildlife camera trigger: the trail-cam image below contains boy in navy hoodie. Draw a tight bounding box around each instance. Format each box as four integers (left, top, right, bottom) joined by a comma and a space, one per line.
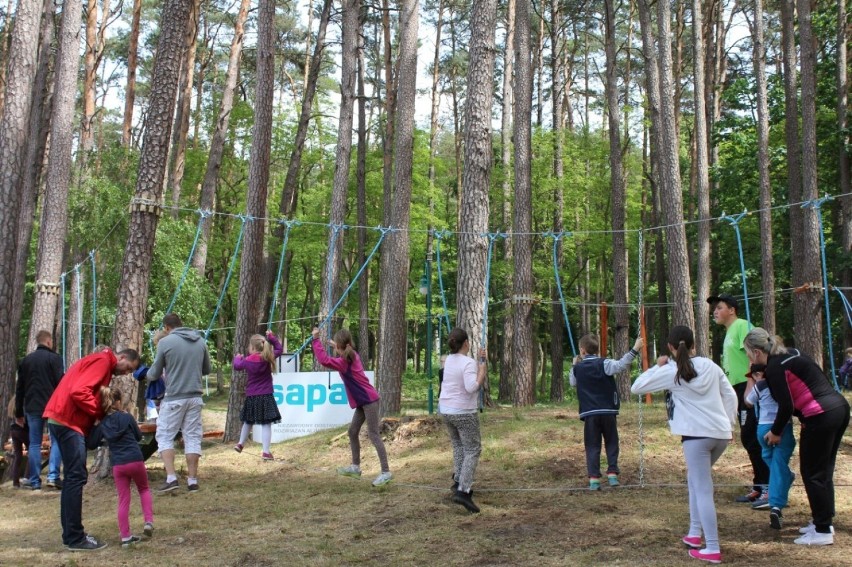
570, 334, 642, 490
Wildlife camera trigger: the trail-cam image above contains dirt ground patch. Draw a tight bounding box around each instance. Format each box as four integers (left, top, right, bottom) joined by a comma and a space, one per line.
2, 401, 852, 566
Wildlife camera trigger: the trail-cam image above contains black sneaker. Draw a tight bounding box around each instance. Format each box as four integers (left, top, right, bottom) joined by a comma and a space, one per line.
187, 483, 199, 492
68, 534, 108, 551
452, 490, 481, 513
770, 507, 783, 530
46, 479, 63, 490
157, 479, 179, 493
121, 535, 142, 547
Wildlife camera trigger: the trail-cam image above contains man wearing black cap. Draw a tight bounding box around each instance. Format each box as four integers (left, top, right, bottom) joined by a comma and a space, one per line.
708, 294, 769, 506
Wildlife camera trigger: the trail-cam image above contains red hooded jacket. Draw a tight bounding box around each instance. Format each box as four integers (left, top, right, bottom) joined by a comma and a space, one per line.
43, 349, 117, 435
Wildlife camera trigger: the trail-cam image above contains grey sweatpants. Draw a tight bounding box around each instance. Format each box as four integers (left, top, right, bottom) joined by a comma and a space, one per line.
443, 412, 481, 493
350, 401, 389, 472
683, 437, 729, 553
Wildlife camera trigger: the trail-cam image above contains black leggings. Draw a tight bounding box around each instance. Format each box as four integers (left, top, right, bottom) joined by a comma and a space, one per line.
734, 381, 769, 488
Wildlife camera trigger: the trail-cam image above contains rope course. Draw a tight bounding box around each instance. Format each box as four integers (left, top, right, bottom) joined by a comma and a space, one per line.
548, 231, 578, 358
323, 224, 345, 341
720, 211, 752, 325
165, 209, 211, 317
434, 229, 452, 335
60, 273, 67, 371
205, 214, 251, 339
267, 219, 300, 332
89, 250, 98, 348
74, 265, 82, 361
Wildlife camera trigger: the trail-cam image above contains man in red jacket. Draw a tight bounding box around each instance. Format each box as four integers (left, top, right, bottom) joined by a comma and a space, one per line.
44, 347, 140, 551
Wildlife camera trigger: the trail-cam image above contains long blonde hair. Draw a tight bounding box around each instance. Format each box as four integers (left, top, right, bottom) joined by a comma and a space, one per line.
249, 334, 276, 371
99, 386, 123, 415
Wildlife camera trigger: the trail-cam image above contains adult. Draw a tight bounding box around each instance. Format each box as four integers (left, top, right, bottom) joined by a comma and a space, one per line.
707, 293, 769, 505
438, 327, 487, 513
15, 330, 64, 490
148, 313, 211, 492
44, 347, 140, 551
632, 325, 737, 564
743, 327, 850, 545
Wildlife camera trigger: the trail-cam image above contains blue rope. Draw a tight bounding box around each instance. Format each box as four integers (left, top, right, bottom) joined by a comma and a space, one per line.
836, 287, 852, 329
60, 274, 67, 371
803, 197, 838, 390
75, 265, 82, 360
165, 209, 210, 317
548, 231, 577, 358
268, 219, 300, 330
90, 251, 97, 348
205, 214, 251, 339
324, 224, 345, 340
288, 227, 395, 362
434, 229, 452, 334
480, 232, 507, 350
721, 212, 752, 325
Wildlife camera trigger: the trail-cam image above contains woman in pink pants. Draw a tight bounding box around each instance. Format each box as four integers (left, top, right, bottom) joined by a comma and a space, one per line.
88, 386, 154, 546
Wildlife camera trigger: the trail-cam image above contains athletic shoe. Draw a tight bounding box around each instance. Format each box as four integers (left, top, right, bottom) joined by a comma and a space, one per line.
187, 483, 199, 492
751, 491, 770, 510
682, 535, 702, 548
607, 474, 620, 487
121, 535, 142, 547
735, 489, 761, 503
233, 443, 243, 453
589, 478, 601, 491
337, 465, 362, 478
30, 484, 42, 491
798, 522, 834, 535
769, 507, 783, 530
261, 452, 274, 461
794, 530, 834, 546
372, 471, 393, 486
68, 534, 108, 551
46, 478, 63, 490
688, 549, 722, 564
143, 522, 154, 538
452, 489, 481, 513
20, 478, 31, 487
156, 479, 179, 493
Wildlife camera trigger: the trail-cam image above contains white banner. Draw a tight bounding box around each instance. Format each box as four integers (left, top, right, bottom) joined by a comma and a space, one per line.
252, 370, 374, 443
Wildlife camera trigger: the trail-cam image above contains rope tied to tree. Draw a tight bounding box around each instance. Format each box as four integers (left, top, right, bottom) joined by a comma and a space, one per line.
836, 286, 852, 329
720, 211, 752, 326
267, 219, 301, 331
434, 229, 452, 335
205, 214, 252, 339
547, 231, 578, 358
479, 231, 507, 411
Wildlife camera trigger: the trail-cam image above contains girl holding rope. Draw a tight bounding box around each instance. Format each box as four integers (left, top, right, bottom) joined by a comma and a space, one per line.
233, 331, 283, 460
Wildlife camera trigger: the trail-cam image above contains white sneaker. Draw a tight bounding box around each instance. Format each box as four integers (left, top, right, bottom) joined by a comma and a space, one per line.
337, 464, 362, 478
794, 530, 834, 546
371, 471, 393, 486
798, 521, 835, 535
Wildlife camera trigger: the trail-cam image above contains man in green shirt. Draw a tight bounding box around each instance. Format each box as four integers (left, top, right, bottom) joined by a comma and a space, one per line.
708, 293, 769, 505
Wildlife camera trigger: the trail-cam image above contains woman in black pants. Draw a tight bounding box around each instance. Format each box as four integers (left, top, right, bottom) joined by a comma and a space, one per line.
743, 328, 850, 545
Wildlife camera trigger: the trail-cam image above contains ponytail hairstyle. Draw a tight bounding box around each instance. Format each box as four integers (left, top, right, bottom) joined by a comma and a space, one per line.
250, 334, 276, 371
668, 325, 697, 384
99, 386, 123, 415
333, 329, 356, 363
743, 327, 788, 358
448, 328, 468, 354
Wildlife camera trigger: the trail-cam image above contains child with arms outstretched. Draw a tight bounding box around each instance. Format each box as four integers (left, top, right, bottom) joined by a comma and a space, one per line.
233, 331, 283, 460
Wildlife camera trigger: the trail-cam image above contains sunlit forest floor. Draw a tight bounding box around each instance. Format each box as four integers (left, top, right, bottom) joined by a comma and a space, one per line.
3, 394, 852, 566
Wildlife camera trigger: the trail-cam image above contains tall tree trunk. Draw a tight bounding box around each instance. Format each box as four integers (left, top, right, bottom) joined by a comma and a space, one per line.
0, 0, 15, 118
511, 0, 534, 407
0, 0, 42, 444
792, 0, 823, 362
377, 0, 418, 415
168, 0, 200, 214
456, 0, 497, 405
192, 0, 251, 275
225, 0, 275, 442
499, 0, 515, 403
121, 0, 141, 146
692, 0, 711, 351
27, 0, 81, 351
603, 0, 630, 399
112, 0, 193, 410
380, 0, 395, 226
549, 0, 564, 402
80, 0, 98, 157
356, 12, 370, 366
751, 0, 775, 333
837, 0, 852, 347
654, 0, 693, 328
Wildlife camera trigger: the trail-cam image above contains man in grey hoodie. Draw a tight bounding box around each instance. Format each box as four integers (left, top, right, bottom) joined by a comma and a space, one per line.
148, 313, 211, 492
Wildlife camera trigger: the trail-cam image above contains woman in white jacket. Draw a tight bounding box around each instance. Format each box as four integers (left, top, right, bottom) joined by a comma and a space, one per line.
632, 325, 737, 565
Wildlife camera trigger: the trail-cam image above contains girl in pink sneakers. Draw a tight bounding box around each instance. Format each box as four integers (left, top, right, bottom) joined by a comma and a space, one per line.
233, 331, 283, 460
632, 326, 737, 564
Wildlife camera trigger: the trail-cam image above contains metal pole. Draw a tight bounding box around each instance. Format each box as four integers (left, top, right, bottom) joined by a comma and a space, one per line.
426, 251, 434, 414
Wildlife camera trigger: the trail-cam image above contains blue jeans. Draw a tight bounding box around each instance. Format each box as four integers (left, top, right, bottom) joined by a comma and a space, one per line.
49, 423, 88, 546
26, 413, 62, 486
756, 422, 796, 509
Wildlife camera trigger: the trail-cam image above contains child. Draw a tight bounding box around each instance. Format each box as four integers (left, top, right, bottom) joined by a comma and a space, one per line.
840, 347, 852, 391
87, 386, 154, 547
631, 326, 737, 565
744, 362, 796, 529
233, 331, 283, 460
311, 327, 392, 486
8, 396, 29, 488
569, 334, 643, 489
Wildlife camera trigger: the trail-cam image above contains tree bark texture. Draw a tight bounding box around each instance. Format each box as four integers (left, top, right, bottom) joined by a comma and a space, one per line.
456, 0, 497, 400
225, 0, 276, 442
840, 0, 852, 348
549, 0, 564, 403
27, 0, 81, 352
377, 0, 418, 415
356, 20, 370, 367
0, 0, 42, 444
112, 0, 193, 410
121, 0, 141, 146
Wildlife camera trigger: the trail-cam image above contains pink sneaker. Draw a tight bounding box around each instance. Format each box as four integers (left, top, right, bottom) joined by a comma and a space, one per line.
682, 535, 702, 548
261, 452, 274, 461
234, 443, 243, 453
688, 549, 722, 564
